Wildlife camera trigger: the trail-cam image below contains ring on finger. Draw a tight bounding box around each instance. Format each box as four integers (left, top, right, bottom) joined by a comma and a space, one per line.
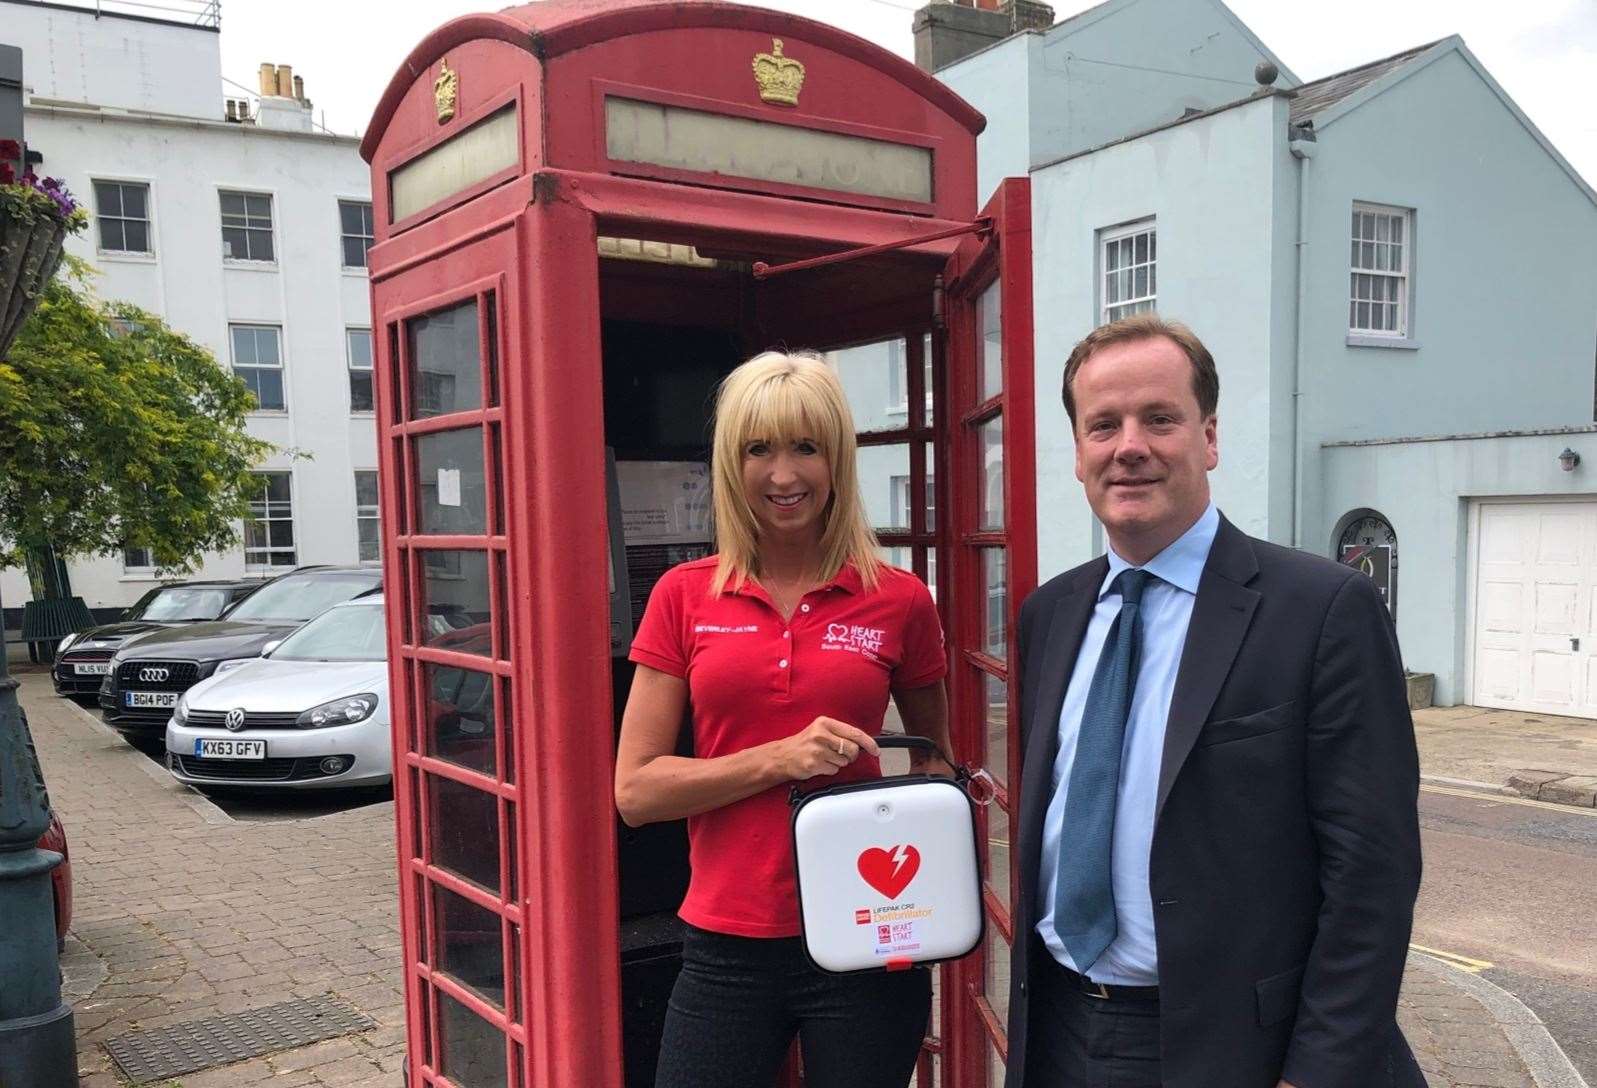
835, 738, 847, 756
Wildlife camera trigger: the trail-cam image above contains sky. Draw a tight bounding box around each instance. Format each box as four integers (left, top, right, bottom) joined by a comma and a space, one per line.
213, 0, 1597, 185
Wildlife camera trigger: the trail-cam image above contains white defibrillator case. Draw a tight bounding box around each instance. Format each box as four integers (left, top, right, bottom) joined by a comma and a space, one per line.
790, 736, 985, 974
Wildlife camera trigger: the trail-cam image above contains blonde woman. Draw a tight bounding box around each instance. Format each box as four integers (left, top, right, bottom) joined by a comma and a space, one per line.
616, 351, 953, 1088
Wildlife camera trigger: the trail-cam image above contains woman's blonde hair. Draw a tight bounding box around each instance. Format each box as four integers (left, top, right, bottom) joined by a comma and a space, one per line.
709, 350, 882, 595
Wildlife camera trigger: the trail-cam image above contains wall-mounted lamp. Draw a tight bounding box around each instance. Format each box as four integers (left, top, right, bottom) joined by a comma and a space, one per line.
1558, 448, 1581, 472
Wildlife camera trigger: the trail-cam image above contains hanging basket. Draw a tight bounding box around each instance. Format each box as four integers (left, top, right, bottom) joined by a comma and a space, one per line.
0, 190, 72, 360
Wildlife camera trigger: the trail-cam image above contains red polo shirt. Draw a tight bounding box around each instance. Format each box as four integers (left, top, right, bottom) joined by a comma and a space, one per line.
629, 557, 947, 938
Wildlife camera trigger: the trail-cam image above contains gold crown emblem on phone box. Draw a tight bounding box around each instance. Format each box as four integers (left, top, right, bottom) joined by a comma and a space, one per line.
752, 39, 805, 107
435, 60, 458, 124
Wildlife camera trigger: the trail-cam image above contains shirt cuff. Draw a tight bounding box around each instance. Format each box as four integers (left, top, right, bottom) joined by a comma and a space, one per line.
628, 646, 686, 678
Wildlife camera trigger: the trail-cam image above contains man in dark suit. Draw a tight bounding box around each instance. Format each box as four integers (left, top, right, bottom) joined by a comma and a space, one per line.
1004, 314, 1423, 1088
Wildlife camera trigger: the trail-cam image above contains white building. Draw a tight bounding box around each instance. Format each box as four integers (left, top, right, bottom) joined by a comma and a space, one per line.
1, 0, 377, 623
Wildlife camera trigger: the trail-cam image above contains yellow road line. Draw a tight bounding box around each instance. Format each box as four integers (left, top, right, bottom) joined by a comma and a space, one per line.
1420, 782, 1597, 816
1410, 943, 1494, 973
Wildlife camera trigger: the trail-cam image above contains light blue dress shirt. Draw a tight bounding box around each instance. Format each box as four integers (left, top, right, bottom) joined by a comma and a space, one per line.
1036, 504, 1220, 984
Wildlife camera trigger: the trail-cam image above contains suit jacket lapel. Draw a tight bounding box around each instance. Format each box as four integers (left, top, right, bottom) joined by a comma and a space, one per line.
1156, 517, 1261, 821
1017, 558, 1105, 915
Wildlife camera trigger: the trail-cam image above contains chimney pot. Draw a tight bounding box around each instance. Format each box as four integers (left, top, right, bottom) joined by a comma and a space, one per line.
225, 99, 237, 121
276, 64, 294, 98
293, 75, 305, 102
258, 62, 277, 97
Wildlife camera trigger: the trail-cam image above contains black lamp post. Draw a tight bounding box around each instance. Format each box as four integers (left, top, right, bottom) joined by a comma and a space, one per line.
0, 40, 80, 1086
0, 633, 78, 1085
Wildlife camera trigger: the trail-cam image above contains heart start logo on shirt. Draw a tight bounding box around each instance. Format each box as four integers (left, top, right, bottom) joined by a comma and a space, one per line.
821, 622, 887, 659
857, 844, 921, 899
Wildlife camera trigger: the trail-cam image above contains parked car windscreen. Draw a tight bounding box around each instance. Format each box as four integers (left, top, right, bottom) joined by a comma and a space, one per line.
134, 586, 234, 622
224, 573, 381, 623
273, 602, 387, 662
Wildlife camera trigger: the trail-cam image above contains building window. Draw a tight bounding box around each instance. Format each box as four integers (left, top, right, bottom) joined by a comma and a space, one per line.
122, 546, 154, 574
94, 181, 151, 254
1350, 203, 1412, 337
354, 471, 381, 563
887, 474, 937, 590
340, 200, 375, 268
220, 190, 275, 262
348, 327, 374, 413
230, 324, 285, 411
890, 474, 937, 534
244, 472, 296, 570
886, 339, 935, 416
1100, 220, 1156, 325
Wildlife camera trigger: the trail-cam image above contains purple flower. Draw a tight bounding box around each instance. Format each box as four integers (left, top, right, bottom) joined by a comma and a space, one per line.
5, 170, 82, 218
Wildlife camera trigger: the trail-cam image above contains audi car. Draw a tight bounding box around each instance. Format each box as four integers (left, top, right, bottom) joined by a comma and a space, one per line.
53, 580, 259, 698
99, 566, 382, 739
165, 595, 473, 790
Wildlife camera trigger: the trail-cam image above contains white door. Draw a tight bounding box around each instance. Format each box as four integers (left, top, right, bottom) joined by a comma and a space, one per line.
1472, 500, 1597, 716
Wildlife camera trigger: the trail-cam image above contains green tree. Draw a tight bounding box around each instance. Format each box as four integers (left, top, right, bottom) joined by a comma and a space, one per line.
0, 261, 275, 574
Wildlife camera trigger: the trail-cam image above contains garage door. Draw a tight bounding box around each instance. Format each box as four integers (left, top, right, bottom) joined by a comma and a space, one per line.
1472, 500, 1597, 716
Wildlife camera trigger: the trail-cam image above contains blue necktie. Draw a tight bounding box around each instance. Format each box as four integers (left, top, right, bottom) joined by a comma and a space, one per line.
1053, 567, 1151, 973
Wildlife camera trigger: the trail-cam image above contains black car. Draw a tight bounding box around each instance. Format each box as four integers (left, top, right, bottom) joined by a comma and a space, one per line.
99, 566, 383, 738
53, 580, 260, 697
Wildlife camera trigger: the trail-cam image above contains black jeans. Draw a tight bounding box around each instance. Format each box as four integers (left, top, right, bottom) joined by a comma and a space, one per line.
1027, 957, 1162, 1088
653, 924, 931, 1088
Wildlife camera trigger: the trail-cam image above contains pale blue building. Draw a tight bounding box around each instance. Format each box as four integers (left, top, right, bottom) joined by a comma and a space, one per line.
933, 7, 1597, 712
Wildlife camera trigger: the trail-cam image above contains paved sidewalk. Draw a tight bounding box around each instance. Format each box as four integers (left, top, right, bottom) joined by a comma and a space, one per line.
17, 671, 1570, 1087
1416, 704, 1597, 806
21, 670, 405, 1087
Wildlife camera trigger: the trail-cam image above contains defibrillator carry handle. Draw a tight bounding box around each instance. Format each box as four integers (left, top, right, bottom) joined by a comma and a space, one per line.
874, 735, 984, 792
874, 734, 944, 757
787, 735, 994, 807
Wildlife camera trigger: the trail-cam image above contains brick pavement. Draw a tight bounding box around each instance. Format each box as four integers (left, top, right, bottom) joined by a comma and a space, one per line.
21, 671, 405, 1087
1400, 956, 1540, 1088
19, 670, 1556, 1088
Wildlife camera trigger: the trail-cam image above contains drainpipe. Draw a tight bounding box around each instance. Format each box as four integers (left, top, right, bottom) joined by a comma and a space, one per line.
1289, 122, 1317, 548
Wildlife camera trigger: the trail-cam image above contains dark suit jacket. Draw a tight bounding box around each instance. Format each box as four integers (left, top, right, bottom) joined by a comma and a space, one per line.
1003, 515, 1423, 1088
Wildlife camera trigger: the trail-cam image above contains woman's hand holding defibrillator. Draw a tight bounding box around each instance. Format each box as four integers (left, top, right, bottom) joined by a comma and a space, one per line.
772, 717, 879, 781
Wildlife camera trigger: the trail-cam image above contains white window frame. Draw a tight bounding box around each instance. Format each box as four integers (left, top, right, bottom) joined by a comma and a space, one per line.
889, 473, 937, 533
889, 473, 911, 534
339, 198, 375, 270
354, 470, 381, 564
1098, 219, 1157, 325
347, 326, 375, 414
219, 188, 277, 264
244, 471, 296, 571
885, 338, 935, 418
92, 178, 154, 257
1348, 202, 1414, 343
886, 473, 937, 589
229, 323, 287, 412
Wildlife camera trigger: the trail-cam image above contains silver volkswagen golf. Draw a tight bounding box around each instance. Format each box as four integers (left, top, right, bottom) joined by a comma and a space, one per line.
166, 596, 397, 790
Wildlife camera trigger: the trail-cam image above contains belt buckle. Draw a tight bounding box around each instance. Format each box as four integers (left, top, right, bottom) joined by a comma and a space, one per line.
1084, 978, 1111, 1001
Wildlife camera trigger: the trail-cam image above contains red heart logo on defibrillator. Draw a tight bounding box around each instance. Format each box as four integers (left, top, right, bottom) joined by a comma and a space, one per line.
857, 845, 921, 899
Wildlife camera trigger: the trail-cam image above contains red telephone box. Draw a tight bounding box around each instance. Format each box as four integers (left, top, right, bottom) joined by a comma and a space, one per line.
360, 3, 1036, 1085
